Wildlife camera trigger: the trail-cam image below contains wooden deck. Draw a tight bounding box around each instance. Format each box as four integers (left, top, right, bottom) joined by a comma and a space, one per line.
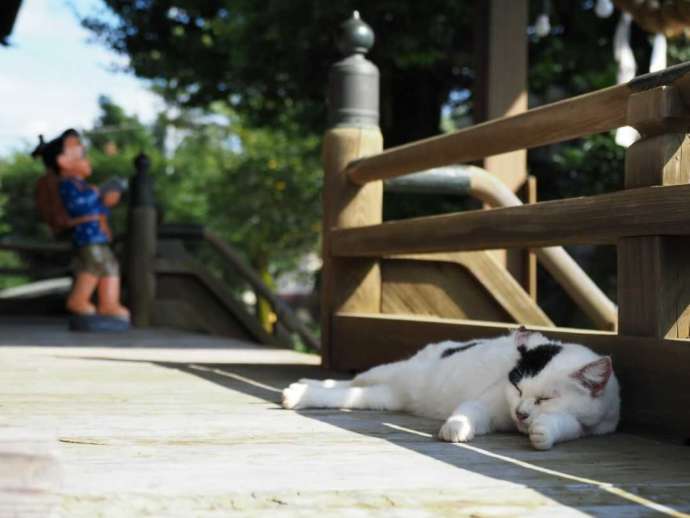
1, 318, 690, 517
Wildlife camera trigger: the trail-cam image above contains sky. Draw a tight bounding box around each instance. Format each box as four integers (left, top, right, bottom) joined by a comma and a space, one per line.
0, 0, 161, 154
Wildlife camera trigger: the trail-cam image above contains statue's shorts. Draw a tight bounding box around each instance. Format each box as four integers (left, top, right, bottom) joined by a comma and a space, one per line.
73, 244, 119, 277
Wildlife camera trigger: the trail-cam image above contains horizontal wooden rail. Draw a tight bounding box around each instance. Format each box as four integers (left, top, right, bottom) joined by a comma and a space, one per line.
331, 312, 690, 435
0, 240, 71, 254
347, 61, 690, 185
331, 184, 690, 257
388, 166, 617, 330
203, 231, 321, 351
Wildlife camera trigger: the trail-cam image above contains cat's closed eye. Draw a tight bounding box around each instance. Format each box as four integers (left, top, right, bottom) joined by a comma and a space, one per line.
535, 396, 552, 405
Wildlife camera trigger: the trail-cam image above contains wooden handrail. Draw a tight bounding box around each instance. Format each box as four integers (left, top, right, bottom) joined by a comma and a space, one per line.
203, 230, 321, 351
346, 61, 690, 186
452, 167, 618, 331
386, 166, 617, 330
0, 240, 71, 254
331, 184, 690, 257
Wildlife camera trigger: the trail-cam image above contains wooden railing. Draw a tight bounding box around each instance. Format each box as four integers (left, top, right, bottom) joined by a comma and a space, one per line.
322, 14, 690, 435
330, 183, 690, 255
385, 166, 618, 331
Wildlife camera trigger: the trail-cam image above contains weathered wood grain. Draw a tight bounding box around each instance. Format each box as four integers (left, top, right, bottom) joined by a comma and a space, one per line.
619, 86, 690, 339
1, 318, 690, 516
321, 127, 383, 368
382, 253, 552, 326
331, 184, 690, 257
0, 428, 62, 518
618, 237, 690, 338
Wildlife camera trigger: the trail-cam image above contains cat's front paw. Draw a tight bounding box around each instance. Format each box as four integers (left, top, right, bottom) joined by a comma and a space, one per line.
439, 415, 474, 443
529, 418, 555, 450
282, 383, 310, 409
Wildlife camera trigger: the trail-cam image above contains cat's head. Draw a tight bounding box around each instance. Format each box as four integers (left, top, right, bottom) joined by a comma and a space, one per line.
504, 328, 619, 434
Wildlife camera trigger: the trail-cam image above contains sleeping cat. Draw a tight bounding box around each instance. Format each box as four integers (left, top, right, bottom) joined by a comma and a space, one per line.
282, 327, 620, 450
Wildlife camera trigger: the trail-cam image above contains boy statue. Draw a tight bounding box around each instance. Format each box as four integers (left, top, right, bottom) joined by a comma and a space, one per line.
33, 129, 130, 324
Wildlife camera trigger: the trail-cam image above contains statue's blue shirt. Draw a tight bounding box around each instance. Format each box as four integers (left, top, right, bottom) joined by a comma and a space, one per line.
58, 178, 110, 247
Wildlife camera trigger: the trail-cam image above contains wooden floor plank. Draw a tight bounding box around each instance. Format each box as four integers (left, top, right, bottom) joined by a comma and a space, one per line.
1, 318, 689, 516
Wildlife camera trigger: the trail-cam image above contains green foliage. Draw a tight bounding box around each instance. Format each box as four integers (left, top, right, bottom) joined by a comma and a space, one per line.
156, 105, 322, 274
0, 153, 50, 289
209, 128, 321, 271
88, 95, 155, 152
82, 0, 474, 145
0, 91, 322, 293
0, 153, 48, 240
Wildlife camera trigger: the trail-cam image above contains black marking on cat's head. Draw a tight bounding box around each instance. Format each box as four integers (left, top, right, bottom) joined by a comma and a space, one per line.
441, 341, 478, 359
509, 343, 563, 386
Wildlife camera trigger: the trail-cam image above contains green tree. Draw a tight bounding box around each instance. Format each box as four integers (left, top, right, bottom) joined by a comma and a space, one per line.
0, 153, 49, 289
156, 104, 322, 277
83, 0, 476, 146
88, 95, 156, 153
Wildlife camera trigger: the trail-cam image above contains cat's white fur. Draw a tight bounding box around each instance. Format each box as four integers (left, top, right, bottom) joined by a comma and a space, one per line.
282, 328, 620, 450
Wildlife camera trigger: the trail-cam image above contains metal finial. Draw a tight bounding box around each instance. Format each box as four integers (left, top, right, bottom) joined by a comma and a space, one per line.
337, 10, 374, 55
131, 152, 155, 207
134, 152, 151, 174
328, 11, 379, 128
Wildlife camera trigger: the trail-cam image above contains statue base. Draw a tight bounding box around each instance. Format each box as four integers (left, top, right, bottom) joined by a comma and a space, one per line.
68, 314, 130, 332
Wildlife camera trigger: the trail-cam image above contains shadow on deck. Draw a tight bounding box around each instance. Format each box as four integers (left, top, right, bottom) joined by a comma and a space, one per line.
1, 317, 689, 516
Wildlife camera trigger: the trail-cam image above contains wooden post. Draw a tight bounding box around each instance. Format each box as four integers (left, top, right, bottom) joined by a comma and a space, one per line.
126, 153, 157, 327
523, 175, 538, 302
475, 0, 532, 296
619, 85, 690, 338
321, 12, 383, 369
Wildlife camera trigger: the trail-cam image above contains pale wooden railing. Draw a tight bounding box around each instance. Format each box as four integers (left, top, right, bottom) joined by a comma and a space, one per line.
322, 15, 690, 436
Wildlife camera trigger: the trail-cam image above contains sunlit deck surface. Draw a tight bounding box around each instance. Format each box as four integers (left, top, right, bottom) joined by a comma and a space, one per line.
2, 317, 689, 517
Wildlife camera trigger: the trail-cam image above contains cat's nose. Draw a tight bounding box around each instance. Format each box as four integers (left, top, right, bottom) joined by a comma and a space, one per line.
516, 410, 529, 422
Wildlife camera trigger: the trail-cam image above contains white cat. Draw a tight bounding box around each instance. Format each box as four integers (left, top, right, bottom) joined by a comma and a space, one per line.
282, 327, 620, 450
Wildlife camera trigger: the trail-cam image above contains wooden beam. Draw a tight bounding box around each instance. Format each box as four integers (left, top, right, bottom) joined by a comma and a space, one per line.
475, 0, 528, 193
0, 240, 71, 254
475, 0, 530, 298
203, 231, 320, 351
155, 256, 279, 347
346, 62, 690, 186
384, 253, 552, 326
331, 184, 690, 257
331, 312, 690, 436
618, 237, 690, 338
523, 176, 538, 301
619, 86, 690, 339
321, 127, 383, 368
347, 84, 627, 185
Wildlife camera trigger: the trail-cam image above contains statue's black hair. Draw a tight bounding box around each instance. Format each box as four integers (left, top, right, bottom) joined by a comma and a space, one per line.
31, 128, 80, 174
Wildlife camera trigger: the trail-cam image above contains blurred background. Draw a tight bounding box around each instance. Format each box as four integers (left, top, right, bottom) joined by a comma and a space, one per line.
2, 0, 690, 335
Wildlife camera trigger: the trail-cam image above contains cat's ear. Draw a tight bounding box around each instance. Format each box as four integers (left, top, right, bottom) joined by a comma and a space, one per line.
571, 357, 612, 397
514, 326, 531, 355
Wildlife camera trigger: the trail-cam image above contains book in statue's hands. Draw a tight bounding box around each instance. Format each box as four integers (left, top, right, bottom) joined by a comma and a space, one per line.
99, 176, 128, 195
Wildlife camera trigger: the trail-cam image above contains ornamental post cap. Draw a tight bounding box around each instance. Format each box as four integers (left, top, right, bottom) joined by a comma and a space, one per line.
134, 152, 150, 174
337, 10, 374, 55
